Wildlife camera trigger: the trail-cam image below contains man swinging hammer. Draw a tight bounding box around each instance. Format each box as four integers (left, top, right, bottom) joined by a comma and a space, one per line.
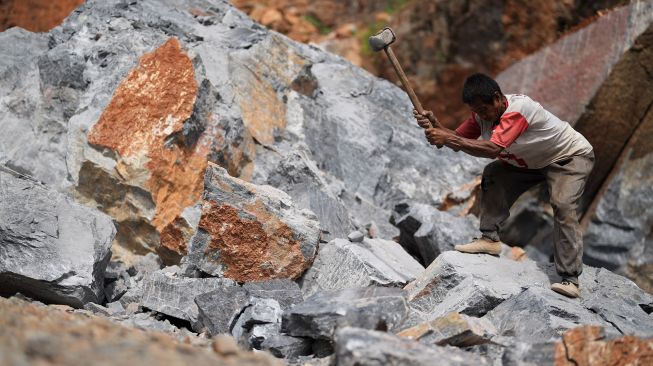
414, 74, 594, 298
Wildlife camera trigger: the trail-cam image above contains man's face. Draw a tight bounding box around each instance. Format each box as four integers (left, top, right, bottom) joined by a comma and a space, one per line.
468, 94, 503, 123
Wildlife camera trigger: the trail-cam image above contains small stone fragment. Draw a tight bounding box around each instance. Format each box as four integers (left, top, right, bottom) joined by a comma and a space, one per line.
398, 312, 496, 347
260, 334, 313, 359
195, 286, 251, 336
347, 230, 364, 242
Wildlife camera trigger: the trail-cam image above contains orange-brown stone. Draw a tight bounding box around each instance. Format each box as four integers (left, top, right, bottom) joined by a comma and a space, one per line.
198, 200, 309, 282
555, 325, 653, 366
0, 0, 84, 32
86, 37, 210, 255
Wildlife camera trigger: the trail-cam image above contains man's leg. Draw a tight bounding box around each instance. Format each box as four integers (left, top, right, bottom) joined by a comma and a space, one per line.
479, 161, 545, 241
457, 161, 544, 254
544, 153, 594, 295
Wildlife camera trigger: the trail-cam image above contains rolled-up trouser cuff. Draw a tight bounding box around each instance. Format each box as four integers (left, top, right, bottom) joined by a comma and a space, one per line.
481, 231, 501, 242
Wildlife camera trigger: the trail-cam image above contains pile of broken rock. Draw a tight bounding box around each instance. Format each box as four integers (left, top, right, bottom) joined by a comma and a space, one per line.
1, 163, 652, 365
1, 0, 653, 365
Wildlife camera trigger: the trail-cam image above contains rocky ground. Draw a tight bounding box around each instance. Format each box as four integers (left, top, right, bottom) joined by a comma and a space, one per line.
1, 0, 653, 365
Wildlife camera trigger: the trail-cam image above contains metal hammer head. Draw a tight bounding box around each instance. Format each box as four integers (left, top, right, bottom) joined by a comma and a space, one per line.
368, 27, 396, 52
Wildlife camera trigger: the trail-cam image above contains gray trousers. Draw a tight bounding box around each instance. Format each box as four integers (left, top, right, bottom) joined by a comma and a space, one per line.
479, 153, 595, 284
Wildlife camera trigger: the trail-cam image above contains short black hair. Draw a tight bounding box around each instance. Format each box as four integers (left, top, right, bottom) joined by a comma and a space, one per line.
462, 73, 502, 104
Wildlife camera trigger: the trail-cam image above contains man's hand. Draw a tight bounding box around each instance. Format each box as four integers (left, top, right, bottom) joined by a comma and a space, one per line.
413, 109, 442, 129
425, 127, 452, 149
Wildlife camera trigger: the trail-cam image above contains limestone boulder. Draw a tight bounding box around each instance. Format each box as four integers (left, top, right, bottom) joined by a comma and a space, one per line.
281, 287, 409, 341
242, 279, 304, 310
334, 327, 490, 366
0, 169, 115, 307
184, 164, 320, 282
195, 286, 251, 336
300, 238, 424, 297
140, 268, 236, 326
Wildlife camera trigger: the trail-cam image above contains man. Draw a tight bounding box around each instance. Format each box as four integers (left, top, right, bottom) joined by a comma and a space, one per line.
414, 73, 594, 298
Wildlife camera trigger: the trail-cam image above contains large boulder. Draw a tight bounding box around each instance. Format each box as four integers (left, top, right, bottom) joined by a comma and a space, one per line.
300, 238, 424, 297
184, 164, 320, 282
0, 169, 115, 307
0, 0, 486, 259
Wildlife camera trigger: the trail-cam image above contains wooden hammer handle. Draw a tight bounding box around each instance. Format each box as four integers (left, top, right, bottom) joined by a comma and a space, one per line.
384, 47, 424, 114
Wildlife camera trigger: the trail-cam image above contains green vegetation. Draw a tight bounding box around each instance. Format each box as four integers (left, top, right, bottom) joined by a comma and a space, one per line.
303, 14, 332, 35
385, 0, 410, 14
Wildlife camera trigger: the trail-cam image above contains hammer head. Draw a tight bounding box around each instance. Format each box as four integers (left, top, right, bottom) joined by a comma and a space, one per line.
368, 27, 396, 52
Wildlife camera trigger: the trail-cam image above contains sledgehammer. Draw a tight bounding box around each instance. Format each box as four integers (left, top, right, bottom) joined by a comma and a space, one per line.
369, 27, 441, 128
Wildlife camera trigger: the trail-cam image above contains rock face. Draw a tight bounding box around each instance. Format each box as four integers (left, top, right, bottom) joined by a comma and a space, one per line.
300, 238, 424, 297
581, 24, 653, 293
184, 164, 320, 281
0, 169, 115, 307
398, 312, 496, 347
334, 327, 489, 366
282, 287, 409, 341
195, 286, 251, 336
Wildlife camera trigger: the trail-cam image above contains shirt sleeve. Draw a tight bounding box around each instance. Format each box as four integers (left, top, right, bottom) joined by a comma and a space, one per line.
455, 114, 481, 139
490, 112, 529, 148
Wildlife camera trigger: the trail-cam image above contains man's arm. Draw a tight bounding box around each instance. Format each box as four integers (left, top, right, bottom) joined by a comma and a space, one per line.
413, 110, 502, 158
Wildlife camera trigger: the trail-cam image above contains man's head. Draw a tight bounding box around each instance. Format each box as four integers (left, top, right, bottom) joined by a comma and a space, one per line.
462, 73, 505, 123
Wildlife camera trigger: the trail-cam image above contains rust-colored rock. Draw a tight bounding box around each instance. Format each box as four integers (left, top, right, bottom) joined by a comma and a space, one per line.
81, 37, 210, 256
397, 312, 496, 347
0, 0, 84, 32
187, 164, 320, 282
554, 325, 653, 366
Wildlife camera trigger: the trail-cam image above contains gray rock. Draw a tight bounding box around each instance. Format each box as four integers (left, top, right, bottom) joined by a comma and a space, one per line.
240, 298, 283, 328
398, 312, 497, 347
260, 334, 313, 359
404, 251, 550, 326
118, 280, 144, 308
391, 202, 480, 265
195, 286, 251, 336
501, 341, 557, 366
334, 327, 490, 366
242, 279, 304, 310
185, 165, 321, 281
483, 286, 616, 343
140, 269, 235, 324
301, 238, 424, 298
105, 261, 130, 281
347, 231, 365, 243
249, 323, 282, 349
282, 287, 409, 341
265, 151, 356, 241
83, 303, 114, 317
130, 253, 163, 280
579, 267, 653, 337
106, 301, 126, 315
0, 169, 115, 308
104, 277, 128, 303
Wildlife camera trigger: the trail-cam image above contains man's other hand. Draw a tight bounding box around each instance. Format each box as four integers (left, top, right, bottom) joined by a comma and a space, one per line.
413, 109, 441, 129
425, 127, 450, 149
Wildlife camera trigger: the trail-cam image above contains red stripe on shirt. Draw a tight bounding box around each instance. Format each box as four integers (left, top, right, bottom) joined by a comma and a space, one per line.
490, 112, 529, 148
455, 113, 481, 139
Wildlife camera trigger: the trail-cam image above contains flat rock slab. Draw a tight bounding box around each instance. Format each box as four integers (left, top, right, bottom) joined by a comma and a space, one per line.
185, 164, 320, 282
140, 269, 235, 324
398, 312, 496, 347
242, 279, 304, 310
282, 287, 409, 341
300, 238, 424, 297
260, 334, 313, 359
334, 327, 490, 366
0, 169, 115, 307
